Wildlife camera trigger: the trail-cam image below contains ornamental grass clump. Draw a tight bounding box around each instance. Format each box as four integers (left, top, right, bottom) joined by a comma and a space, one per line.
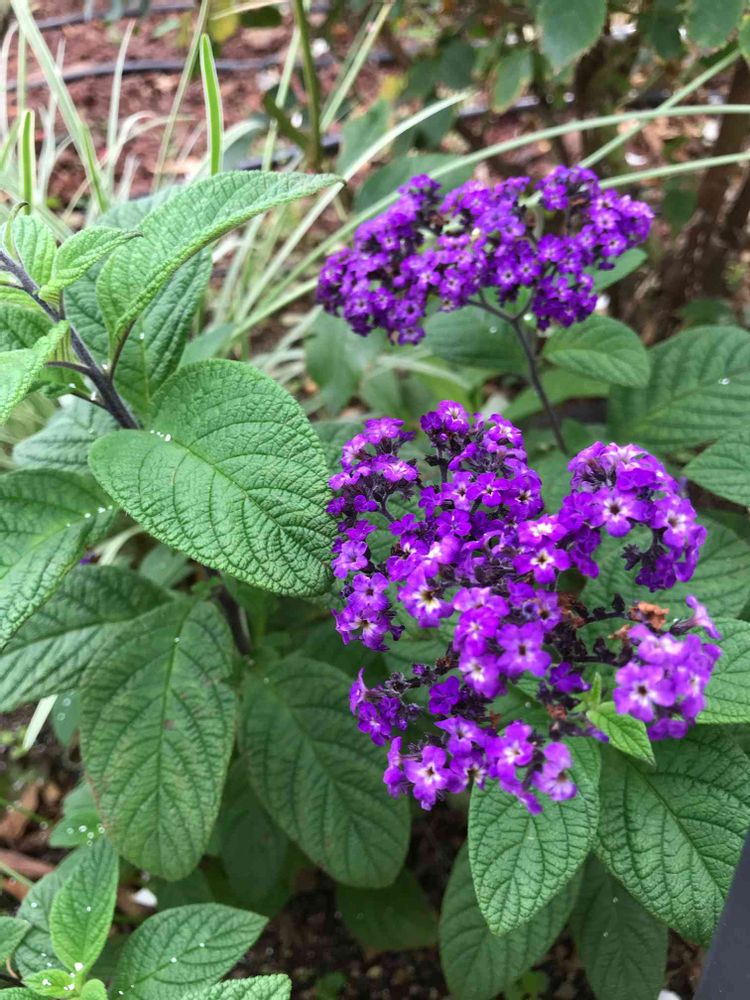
329, 402, 720, 813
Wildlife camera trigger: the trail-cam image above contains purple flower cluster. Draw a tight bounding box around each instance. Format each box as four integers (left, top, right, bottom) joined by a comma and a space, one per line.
329, 402, 719, 813
317, 167, 653, 344
614, 596, 721, 739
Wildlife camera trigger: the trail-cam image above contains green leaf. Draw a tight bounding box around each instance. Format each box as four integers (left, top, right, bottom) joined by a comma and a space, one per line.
80, 600, 237, 880
88, 360, 333, 597
14, 399, 117, 474
583, 520, 750, 619
608, 326, 750, 450
569, 856, 667, 1000
505, 369, 606, 422
468, 739, 599, 936
538, 0, 607, 71
80, 980, 108, 1000
241, 653, 410, 887
439, 845, 579, 1000
684, 428, 750, 505
193, 977, 292, 1000
336, 100, 390, 175
111, 903, 266, 1000
686, 0, 743, 47
596, 729, 750, 944
0, 470, 115, 649
0, 916, 29, 962
96, 171, 338, 344
592, 248, 647, 291
314, 420, 361, 472
39, 228, 139, 299
587, 702, 655, 765
49, 838, 118, 973
700, 618, 750, 724
66, 252, 211, 420
25, 967, 79, 998
12, 215, 57, 286
16, 852, 83, 977
0, 564, 168, 710
423, 306, 526, 374
0, 301, 52, 350
306, 314, 384, 415
336, 868, 438, 952
0, 321, 69, 424
49, 784, 103, 849
543, 316, 650, 388
492, 48, 533, 113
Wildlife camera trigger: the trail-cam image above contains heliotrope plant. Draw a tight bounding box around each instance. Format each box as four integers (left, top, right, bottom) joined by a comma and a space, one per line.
329, 401, 720, 813
317, 167, 653, 450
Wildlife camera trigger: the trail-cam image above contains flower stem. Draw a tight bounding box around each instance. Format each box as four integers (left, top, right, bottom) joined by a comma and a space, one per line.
472, 296, 568, 454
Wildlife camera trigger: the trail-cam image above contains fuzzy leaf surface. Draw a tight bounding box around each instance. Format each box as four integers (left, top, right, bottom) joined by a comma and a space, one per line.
242, 654, 410, 887
587, 702, 655, 765
570, 856, 667, 1000
0, 564, 168, 710
80, 600, 236, 880
12, 215, 57, 286
543, 316, 650, 387
0, 321, 69, 424
608, 326, 750, 450
0, 470, 114, 649
0, 916, 29, 962
0, 301, 52, 350
701, 618, 750, 723
193, 977, 292, 1000
96, 171, 338, 342
14, 399, 117, 473
49, 837, 118, 972
684, 429, 750, 506
16, 853, 83, 977
440, 845, 580, 1000
111, 904, 266, 1000
596, 730, 750, 944
40, 228, 139, 298
88, 360, 333, 596
468, 739, 599, 935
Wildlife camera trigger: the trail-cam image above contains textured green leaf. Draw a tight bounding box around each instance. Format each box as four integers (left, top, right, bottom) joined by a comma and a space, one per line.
111, 904, 266, 1000
16, 852, 83, 977
96, 171, 338, 342
543, 316, 650, 387
193, 977, 292, 1000
88, 360, 333, 597
80, 600, 237, 880
592, 248, 647, 291
492, 48, 533, 112
25, 967, 77, 997
0, 564, 168, 710
701, 618, 750, 724
684, 429, 750, 505
596, 730, 750, 944
80, 980, 108, 1000
0, 470, 114, 649
66, 252, 211, 420
440, 845, 579, 1000
0, 916, 29, 962
13, 215, 57, 286
40, 228, 139, 299
583, 520, 750, 619
49, 838, 118, 972
49, 784, 103, 849
241, 653, 410, 887
468, 739, 599, 936
0, 321, 69, 424
14, 399, 117, 473
423, 306, 526, 374
686, 0, 743, 46
587, 702, 655, 765
337, 868, 438, 952
569, 856, 667, 1000
538, 0, 607, 70
608, 326, 750, 450
0, 301, 52, 350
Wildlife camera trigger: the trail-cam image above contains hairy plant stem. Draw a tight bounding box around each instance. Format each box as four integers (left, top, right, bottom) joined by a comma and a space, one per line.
0, 249, 138, 429
471, 295, 568, 454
